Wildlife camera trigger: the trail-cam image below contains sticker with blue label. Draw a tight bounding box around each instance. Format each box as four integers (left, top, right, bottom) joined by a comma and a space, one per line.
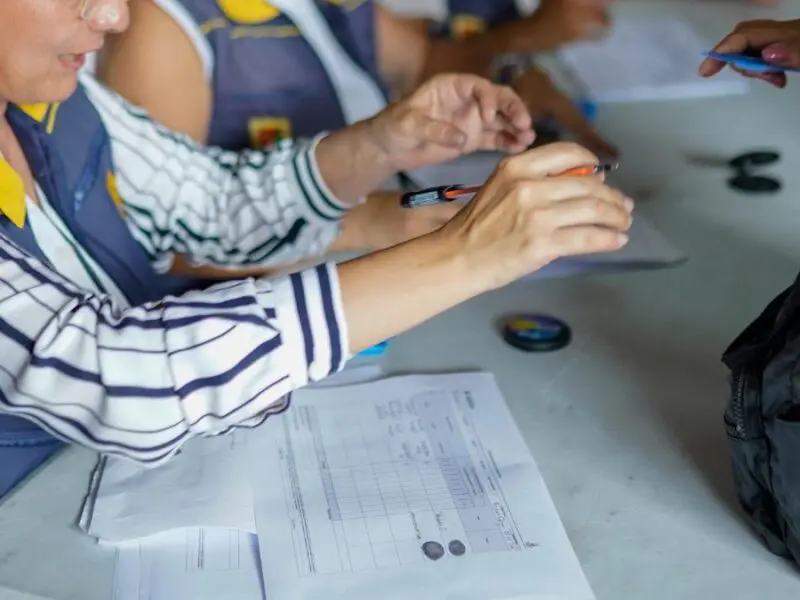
501, 314, 571, 352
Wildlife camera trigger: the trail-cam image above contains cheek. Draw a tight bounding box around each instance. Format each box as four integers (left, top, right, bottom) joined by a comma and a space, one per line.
0, 3, 85, 103
0, 35, 82, 103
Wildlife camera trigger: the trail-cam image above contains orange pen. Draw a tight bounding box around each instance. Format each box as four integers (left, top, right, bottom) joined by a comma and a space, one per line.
401, 162, 617, 208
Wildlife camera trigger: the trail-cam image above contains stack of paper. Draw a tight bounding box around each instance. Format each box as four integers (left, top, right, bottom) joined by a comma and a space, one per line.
82, 372, 596, 599
557, 17, 749, 102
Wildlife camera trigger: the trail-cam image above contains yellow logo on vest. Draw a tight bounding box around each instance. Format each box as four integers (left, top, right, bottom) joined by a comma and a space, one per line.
450, 14, 486, 39
0, 158, 26, 228
18, 103, 60, 134
105, 170, 125, 216
216, 0, 280, 24
248, 117, 292, 149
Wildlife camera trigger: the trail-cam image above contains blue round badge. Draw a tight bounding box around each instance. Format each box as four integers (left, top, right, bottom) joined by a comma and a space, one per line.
501, 314, 571, 352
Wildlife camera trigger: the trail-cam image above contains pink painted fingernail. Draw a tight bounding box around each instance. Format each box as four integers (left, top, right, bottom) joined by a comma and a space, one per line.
763, 43, 790, 63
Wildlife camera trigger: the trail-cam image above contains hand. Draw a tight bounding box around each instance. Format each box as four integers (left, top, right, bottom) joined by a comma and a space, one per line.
333, 192, 461, 252
436, 141, 633, 291
699, 19, 800, 88
512, 66, 618, 158
514, 0, 612, 52
367, 74, 535, 172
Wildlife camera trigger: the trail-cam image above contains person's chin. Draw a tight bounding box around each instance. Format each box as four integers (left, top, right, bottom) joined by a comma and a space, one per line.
48, 72, 81, 102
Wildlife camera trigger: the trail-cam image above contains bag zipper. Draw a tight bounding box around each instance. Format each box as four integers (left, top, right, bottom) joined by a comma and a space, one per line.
727, 370, 750, 439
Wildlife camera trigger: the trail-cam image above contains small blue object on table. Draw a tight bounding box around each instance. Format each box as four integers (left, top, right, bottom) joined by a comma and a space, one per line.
356, 340, 390, 358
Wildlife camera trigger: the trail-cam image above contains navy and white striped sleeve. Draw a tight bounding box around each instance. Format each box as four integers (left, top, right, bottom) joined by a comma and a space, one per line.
0, 236, 349, 465
80, 75, 350, 274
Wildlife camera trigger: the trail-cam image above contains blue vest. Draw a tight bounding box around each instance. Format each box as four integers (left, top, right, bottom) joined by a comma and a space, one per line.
0, 87, 195, 497
177, 0, 387, 150
435, 0, 521, 38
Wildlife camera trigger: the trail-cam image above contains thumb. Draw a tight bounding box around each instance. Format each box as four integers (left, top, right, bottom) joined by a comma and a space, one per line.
496, 141, 600, 180
403, 111, 467, 148
762, 42, 800, 68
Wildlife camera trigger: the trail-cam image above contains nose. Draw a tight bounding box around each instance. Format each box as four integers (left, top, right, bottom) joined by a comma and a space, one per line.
86, 0, 130, 34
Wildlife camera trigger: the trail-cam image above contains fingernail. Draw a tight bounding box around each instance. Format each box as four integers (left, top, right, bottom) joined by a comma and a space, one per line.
762, 43, 790, 63
617, 233, 629, 245
623, 198, 634, 212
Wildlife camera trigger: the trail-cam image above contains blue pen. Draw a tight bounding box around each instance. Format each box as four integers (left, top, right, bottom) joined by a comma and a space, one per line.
703, 50, 800, 73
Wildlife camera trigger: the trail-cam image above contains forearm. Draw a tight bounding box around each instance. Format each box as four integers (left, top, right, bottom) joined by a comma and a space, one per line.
416, 38, 496, 88
168, 205, 373, 280
339, 232, 479, 353
475, 18, 575, 55
416, 29, 545, 91
84, 76, 347, 271
313, 120, 397, 202
0, 238, 345, 465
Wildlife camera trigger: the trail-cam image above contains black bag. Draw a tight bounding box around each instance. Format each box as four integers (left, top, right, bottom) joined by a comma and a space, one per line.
722, 273, 800, 565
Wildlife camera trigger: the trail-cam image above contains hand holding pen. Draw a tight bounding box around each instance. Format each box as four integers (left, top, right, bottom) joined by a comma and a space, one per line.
417, 143, 631, 291
402, 161, 618, 208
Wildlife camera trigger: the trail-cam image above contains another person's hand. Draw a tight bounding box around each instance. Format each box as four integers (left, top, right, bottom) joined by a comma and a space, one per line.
437, 141, 632, 290
334, 192, 461, 252
515, 0, 612, 52
699, 19, 800, 88
367, 73, 535, 172
512, 67, 618, 158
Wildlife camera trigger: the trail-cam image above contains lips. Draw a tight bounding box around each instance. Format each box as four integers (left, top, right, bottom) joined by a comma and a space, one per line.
60, 53, 87, 70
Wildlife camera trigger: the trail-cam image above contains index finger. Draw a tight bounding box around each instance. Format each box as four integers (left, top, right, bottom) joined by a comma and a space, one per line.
699, 23, 789, 77
495, 141, 600, 181
472, 80, 533, 132
699, 32, 751, 76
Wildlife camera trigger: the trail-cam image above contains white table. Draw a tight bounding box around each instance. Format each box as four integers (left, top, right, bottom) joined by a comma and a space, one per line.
2, 1, 800, 599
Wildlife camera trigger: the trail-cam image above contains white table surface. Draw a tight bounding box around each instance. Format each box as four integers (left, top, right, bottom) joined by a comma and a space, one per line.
2, 1, 800, 599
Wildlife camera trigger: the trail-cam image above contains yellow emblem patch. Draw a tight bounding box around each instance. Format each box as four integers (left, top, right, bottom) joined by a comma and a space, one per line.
217, 0, 280, 24
106, 170, 124, 216
248, 117, 292, 149
450, 14, 486, 39
0, 158, 26, 228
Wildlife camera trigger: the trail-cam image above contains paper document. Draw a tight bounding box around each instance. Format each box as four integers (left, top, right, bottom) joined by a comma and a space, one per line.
112, 527, 264, 600
558, 17, 749, 102
81, 433, 255, 542
247, 372, 595, 600
81, 367, 388, 543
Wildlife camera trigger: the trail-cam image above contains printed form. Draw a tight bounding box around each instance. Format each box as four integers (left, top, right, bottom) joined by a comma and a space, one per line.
112, 527, 264, 600
248, 372, 595, 600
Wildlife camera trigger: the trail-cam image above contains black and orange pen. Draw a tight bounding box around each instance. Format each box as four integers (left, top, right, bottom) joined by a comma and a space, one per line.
401, 162, 618, 208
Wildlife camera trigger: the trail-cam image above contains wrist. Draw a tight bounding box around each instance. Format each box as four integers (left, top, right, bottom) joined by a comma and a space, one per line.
423, 227, 492, 298
312, 121, 396, 203
329, 202, 370, 253
338, 228, 483, 353
356, 116, 399, 175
